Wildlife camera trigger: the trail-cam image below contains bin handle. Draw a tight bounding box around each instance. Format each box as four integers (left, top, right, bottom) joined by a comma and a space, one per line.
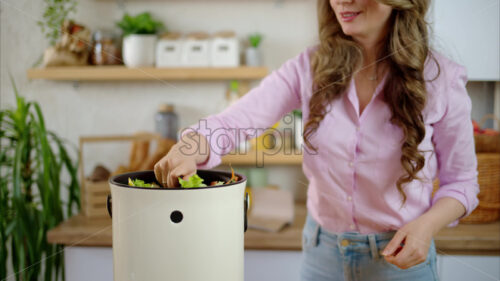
107, 194, 112, 218
244, 192, 249, 232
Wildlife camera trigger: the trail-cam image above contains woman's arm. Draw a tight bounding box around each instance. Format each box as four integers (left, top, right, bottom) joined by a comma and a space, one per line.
179, 48, 313, 169
155, 47, 314, 186
420, 197, 466, 233
382, 63, 479, 269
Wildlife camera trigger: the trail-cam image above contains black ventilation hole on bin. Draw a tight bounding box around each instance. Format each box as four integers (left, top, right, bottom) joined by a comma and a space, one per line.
170, 210, 183, 223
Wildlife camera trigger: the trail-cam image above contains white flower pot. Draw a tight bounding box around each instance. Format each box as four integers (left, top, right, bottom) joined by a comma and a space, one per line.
123, 34, 157, 67
245, 47, 261, 67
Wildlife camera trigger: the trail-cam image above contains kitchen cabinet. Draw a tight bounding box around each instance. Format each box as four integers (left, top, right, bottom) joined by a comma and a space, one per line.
495, 82, 500, 130
437, 255, 500, 281
63, 247, 500, 281
432, 0, 500, 81
63, 247, 303, 281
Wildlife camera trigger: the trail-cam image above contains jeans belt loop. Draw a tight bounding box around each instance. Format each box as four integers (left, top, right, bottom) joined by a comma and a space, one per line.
312, 223, 320, 247
368, 234, 379, 260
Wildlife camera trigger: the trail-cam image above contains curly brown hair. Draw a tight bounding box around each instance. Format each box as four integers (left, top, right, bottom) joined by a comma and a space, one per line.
305, 0, 439, 204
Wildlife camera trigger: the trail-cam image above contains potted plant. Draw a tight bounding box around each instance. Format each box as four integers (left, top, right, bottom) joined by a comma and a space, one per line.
0, 79, 80, 280
116, 12, 165, 67
245, 33, 263, 67
34, 0, 78, 67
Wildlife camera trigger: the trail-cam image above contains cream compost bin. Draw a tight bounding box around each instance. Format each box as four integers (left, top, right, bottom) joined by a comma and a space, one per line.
108, 170, 248, 281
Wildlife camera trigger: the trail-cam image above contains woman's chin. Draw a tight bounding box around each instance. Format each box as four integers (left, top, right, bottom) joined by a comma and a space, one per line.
341, 27, 360, 37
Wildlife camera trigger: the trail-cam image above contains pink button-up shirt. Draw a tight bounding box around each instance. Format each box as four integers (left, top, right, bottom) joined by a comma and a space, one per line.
183, 46, 479, 234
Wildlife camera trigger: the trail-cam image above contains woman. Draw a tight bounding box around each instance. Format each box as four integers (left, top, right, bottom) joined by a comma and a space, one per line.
154, 0, 479, 280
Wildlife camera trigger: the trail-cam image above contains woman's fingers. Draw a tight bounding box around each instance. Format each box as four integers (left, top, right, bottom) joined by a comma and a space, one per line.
389, 242, 414, 269
154, 156, 170, 187
166, 169, 173, 188
154, 163, 162, 184
153, 143, 199, 188
168, 165, 196, 187
386, 235, 428, 269
181, 170, 196, 181
382, 229, 406, 256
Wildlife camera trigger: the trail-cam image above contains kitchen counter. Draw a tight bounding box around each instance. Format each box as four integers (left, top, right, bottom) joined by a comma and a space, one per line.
47, 204, 500, 255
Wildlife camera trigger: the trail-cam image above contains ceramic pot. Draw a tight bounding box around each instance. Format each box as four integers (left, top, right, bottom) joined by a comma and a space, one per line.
245, 47, 261, 66
122, 34, 157, 67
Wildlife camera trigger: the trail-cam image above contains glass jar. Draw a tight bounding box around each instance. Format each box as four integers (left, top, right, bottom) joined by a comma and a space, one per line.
90, 30, 121, 65
155, 104, 179, 140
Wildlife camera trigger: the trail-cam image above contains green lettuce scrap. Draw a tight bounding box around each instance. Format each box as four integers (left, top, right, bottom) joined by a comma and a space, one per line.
178, 174, 226, 188
178, 174, 207, 188
128, 178, 158, 188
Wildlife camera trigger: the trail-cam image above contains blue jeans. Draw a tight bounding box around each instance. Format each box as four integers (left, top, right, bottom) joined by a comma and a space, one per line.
300, 214, 439, 281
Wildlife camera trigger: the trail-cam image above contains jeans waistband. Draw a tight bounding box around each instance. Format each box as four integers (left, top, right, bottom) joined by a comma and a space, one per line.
304, 214, 397, 259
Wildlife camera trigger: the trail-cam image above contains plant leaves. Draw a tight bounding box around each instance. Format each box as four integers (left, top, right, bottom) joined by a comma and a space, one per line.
116, 12, 165, 37
0, 78, 80, 281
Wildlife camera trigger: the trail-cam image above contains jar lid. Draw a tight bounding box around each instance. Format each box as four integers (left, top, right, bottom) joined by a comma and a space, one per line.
160, 32, 182, 40
186, 32, 210, 40
213, 30, 236, 38
158, 104, 175, 113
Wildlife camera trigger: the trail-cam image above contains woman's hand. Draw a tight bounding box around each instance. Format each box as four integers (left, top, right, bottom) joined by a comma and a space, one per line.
154, 132, 209, 188
381, 215, 436, 269
381, 197, 466, 269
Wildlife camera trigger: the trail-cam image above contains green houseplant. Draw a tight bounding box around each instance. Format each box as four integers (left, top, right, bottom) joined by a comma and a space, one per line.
0, 79, 80, 281
116, 12, 165, 37
248, 33, 263, 49
34, 0, 78, 67
116, 12, 165, 67
245, 33, 263, 67
38, 0, 78, 46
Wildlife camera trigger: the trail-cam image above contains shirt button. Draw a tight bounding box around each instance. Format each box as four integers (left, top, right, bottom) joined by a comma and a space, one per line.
349, 224, 355, 230
348, 162, 354, 167
341, 239, 350, 247
347, 196, 352, 201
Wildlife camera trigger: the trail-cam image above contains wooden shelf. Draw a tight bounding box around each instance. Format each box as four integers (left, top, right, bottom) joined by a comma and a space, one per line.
26, 66, 268, 81
221, 150, 303, 165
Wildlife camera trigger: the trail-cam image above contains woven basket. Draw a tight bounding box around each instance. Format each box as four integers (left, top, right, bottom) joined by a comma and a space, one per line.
475, 114, 500, 153
432, 153, 500, 224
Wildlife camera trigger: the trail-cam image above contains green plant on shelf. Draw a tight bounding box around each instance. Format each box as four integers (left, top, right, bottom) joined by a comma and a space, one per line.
38, 0, 78, 46
0, 78, 80, 281
116, 12, 166, 37
248, 33, 263, 48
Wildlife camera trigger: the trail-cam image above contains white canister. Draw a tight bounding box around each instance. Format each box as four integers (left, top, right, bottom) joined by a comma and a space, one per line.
210, 31, 240, 67
156, 32, 183, 68
108, 170, 248, 281
181, 32, 211, 67
122, 34, 157, 67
